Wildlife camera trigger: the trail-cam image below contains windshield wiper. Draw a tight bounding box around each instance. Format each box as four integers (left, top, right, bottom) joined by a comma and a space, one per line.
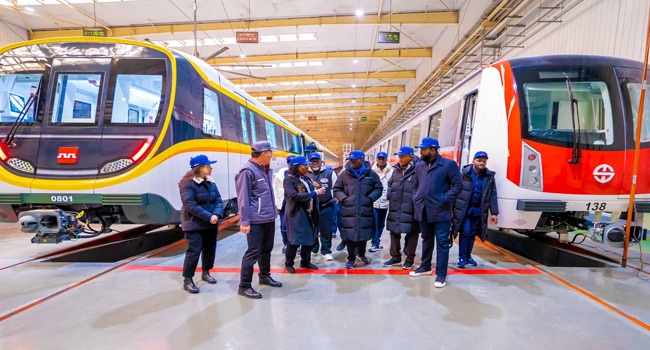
3, 75, 43, 147
565, 75, 582, 164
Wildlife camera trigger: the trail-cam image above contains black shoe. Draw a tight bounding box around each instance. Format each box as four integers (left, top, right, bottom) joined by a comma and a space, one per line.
201, 271, 217, 284
402, 261, 415, 270
183, 280, 199, 294
336, 241, 346, 251
238, 287, 262, 299
259, 276, 283, 287
299, 262, 319, 270
357, 256, 370, 265
383, 258, 402, 267
286, 265, 296, 274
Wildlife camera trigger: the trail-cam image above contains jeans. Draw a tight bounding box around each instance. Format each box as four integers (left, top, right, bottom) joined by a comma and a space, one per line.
419, 210, 452, 277
182, 228, 217, 278
372, 208, 388, 247
239, 222, 275, 288
458, 215, 479, 261
312, 204, 334, 254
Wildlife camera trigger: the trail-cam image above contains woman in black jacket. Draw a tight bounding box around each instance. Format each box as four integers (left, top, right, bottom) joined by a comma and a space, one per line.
179, 154, 224, 293
284, 156, 325, 273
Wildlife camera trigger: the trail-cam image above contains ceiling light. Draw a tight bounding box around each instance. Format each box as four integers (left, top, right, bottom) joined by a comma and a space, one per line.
349, 128, 353, 130
355, 8, 364, 16
349, 117, 353, 120
240, 54, 246, 58
351, 84, 356, 88
352, 99, 356, 103
24, 6, 35, 12
300, 115, 304, 119
353, 59, 359, 64
350, 110, 354, 113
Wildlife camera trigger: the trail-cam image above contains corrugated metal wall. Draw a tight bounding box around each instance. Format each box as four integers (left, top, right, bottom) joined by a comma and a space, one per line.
0, 21, 28, 47
507, 0, 650, 61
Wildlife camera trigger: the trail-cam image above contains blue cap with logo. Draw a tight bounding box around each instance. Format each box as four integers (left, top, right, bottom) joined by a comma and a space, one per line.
286, 155, 295, 163
289, 155, 310, 166
308, 152, 321, 160
395, 146, 415, 156
252, 141, 273, 152
474, 151, 489, 159
415, 137, 440, 149
190, 154, 217, 169
347, 150, 365, 160
376, 152, 388, 159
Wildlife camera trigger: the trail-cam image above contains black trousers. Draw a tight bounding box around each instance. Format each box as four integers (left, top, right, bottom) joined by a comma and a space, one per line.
240, 222, 275, 288
312, 204, 334, 254
389, 228, 419, 264
182, 228, 218, 278
285, 244, 312, 266
346, 240, 367, 262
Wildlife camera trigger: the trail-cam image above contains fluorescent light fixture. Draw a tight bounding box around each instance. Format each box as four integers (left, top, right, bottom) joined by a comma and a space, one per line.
24, 6, 34, 12
352, 99, 356, 103
350, 110, 354, 113
353, 59, 359, 64
240, 54, 246, 58
349, 117, 353, 120
355, 8, 364, 16
351, 84, 356, 88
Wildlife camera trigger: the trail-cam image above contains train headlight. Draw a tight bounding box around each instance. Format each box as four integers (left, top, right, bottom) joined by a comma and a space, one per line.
100, 159, 133, 174
6, 158, 35, 174
521, 143, 542, 191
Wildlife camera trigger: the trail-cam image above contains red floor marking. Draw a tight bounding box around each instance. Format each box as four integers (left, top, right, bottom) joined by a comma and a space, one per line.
120, 265, 541, 275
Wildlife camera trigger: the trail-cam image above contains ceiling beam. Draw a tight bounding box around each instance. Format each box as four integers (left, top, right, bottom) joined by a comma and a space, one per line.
231, 71, 415, 84
263, 96, 397, 107
247, 86, 405, 98
283, 112, 386, 119
210, 48, 432, 65
273, 106, 390, 114
29, 11, 459, 39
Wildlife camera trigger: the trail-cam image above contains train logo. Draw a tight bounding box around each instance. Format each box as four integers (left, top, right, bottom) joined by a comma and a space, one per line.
57, 147, 79, 164
592, 164, 615, 184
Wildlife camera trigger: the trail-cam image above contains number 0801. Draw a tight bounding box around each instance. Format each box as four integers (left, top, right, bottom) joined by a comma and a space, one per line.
51, 196, 73, 203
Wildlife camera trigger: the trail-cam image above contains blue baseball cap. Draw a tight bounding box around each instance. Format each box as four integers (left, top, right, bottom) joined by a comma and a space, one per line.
190, 154, 217, 168
289, 156, 310, 166
415, 137, 440, 149
395, 146, 414, 156
347, 150, 365, 160
308, 153, 321, 160
252, 141, 273, 152
474, 151, 489, 159
376, 152, 388, 159
286, 155, 294, 163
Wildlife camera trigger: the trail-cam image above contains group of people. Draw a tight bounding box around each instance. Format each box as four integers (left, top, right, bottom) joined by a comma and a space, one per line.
177, 137, 499, 299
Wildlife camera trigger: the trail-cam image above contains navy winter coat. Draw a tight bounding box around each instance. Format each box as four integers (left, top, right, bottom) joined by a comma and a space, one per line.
413, 154, 463, 223
386, 157, 421, 234
284, 174, 319, 246
235, 159, 278, 225
333, 162, 383, 242
452, 164, 499, 241
180, 176, 224, 232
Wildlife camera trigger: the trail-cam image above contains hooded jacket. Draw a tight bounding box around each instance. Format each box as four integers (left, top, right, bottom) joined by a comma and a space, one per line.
180, 175, 224, 232
452, 164, 499, 241
333, 161, 383, 241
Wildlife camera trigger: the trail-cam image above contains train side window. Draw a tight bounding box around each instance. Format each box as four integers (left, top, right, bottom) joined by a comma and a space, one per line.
626, 83, 650, 143
202, 88, 222, 137
248, 110, 257, 142
439, 100, 462, 147
275, 125, 285, 151
51, 73, 102, 125
400, 130, 407, 147
428, 111, 441, 138
409, 123, 422, 147
255, 114, 267, 141
110, 75, 163, 124
239, 105, 249, 144
291, 133, 301, 154
282, 128, 290, 151
265, 120, 277, 149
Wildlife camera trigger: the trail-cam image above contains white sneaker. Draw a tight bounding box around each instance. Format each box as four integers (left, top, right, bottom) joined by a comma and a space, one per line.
434, 275, 447, 288
323, 254, 334, 261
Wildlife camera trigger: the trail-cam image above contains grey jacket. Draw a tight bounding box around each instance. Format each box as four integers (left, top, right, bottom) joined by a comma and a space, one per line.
235, 159, 278, 225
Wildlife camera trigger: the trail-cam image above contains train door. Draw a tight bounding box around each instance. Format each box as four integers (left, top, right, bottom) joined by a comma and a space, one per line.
31, 58, 112, 194
457, 91, 478, 166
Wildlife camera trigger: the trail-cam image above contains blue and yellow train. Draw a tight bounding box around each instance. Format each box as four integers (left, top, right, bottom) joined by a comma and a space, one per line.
0, 37, 339, 229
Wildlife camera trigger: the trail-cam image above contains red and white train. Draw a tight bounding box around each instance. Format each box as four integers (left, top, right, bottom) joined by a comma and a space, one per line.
368, 55, 650, 238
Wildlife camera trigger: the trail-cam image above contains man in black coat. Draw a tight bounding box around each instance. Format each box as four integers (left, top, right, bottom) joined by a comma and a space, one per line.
410, 137, 463, 288
333, 150, 383, 269
384, 146, 420, 270
452, 151, 499, 268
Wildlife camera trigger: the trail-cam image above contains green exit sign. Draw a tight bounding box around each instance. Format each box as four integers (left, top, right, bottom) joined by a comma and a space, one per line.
377, 31, 400, 44
358, 116, 367, 122
83, 27, 107, 37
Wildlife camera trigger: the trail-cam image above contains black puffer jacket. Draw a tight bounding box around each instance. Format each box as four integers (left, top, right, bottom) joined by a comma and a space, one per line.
180, 176, 224, 232
451, 164, 499, 241
333, 162, 383, 242
386, 157, 421, 234
284, 174, 319, 246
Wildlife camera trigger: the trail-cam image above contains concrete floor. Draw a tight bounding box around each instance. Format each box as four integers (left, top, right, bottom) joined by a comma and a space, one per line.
1, 221, 649, 349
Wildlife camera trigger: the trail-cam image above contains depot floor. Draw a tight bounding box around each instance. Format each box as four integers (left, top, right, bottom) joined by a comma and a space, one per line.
0, 221, 649, 349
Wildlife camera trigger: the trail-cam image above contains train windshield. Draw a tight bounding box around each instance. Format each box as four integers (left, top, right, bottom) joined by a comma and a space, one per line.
0, 74, 42, 123
515, 66, 624, 149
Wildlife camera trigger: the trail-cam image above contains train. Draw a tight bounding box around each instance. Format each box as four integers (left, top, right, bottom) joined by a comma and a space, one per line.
367, 55, 650, 245
0, 37, 339, 242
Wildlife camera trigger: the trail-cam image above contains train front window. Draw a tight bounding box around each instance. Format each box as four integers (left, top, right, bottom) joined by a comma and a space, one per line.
0, 74, 42, 123
110, 75, 163, 124
51, 73, 102, 124
516, 66, 621, 148
625, 83, 650, 143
